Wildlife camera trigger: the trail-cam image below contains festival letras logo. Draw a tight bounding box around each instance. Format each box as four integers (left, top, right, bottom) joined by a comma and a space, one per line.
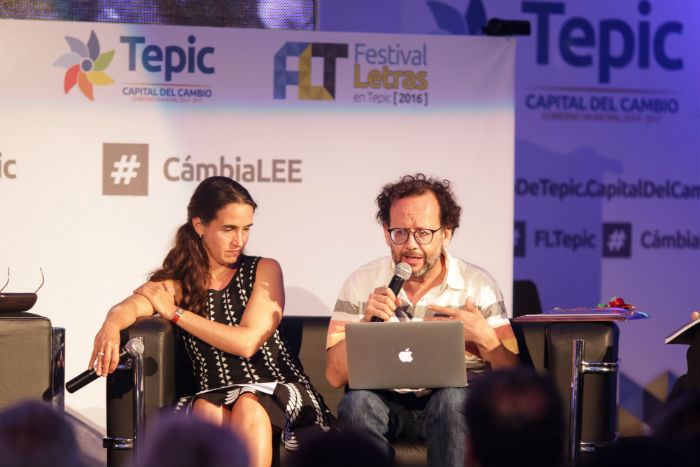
54, 30, 114, 101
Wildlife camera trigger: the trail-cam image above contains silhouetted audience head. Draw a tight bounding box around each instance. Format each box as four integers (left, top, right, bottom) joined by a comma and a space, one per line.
0, 399, 82, 467
656, 391, 699, 440
137, 412, 249, 467
286, 425, 395, 466
465, 367, 564, 467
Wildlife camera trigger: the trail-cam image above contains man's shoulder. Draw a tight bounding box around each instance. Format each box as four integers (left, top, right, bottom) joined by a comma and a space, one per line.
336, 256, 393, 301
344, 256, 393, 282
448, 254, 498, 283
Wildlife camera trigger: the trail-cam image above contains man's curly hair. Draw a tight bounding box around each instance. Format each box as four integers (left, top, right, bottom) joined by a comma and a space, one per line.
375, 173, 462, 231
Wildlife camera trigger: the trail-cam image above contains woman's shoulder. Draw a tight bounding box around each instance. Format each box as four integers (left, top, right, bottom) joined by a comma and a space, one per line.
254, 256, 282, 274
151, 276, 181, 287
231, 256, 283, 293
151, 278, 184, 302
240, 254, 278, 266
241, 256, 282, 282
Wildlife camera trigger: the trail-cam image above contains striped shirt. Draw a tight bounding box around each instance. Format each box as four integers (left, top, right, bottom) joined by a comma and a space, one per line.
326, 251, 518, 371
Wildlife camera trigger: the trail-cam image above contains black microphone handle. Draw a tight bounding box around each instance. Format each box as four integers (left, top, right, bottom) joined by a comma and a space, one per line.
387, 275, 405, 296
66, 349, 127, 393
370, 274, 407, 322
65, 369, 100, 393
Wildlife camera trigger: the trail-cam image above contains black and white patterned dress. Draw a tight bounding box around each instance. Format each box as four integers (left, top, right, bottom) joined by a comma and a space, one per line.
174, 255, 332, 450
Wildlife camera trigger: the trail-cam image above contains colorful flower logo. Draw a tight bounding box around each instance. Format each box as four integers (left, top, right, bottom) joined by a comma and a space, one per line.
53, 30, 114, 101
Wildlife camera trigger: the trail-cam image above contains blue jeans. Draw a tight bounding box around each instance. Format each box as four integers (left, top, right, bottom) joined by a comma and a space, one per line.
338, 387, 469, 467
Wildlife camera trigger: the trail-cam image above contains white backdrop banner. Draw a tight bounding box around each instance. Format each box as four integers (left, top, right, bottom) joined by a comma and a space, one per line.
0, 20, 515, 428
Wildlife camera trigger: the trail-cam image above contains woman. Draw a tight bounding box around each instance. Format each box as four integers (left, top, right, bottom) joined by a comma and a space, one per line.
90, 176, 331, 466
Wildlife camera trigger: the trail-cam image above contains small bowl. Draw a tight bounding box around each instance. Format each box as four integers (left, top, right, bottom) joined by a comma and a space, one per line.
0, 293, 38, 312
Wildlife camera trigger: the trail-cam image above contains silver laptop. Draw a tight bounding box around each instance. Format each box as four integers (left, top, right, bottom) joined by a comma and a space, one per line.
345, 321, 467, 389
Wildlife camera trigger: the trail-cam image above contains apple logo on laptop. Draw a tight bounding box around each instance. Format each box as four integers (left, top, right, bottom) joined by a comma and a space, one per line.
398, 348, 413, 363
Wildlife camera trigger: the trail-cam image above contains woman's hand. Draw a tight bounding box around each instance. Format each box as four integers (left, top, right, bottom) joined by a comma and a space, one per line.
88, 292, 157, 376
133, 281, 177, 319
90, 321, 121, 376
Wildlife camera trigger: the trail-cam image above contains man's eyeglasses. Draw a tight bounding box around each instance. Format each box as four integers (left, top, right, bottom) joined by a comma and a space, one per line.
387, 227, 443, 245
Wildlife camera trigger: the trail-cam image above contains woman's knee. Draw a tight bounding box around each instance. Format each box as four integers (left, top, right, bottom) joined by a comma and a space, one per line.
193, 398, 227, 426
230, 393, 271, 428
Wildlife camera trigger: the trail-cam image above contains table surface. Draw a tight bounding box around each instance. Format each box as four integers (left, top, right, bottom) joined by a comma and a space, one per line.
514, 308, 648, 322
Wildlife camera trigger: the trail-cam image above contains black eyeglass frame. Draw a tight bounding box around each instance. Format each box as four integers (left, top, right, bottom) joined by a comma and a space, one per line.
387, 227, 444, 245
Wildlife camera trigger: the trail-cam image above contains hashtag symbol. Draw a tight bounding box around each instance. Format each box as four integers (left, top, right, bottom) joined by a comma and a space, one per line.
606, 229, 627, 252
110, 154, 141, 185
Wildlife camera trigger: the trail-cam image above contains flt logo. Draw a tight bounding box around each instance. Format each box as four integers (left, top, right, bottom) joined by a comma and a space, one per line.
514, 221, 526, 257
273, 42, 348, 100
54, 30, 115, 101
103, 143, 148, 196
602, 223, 632, 258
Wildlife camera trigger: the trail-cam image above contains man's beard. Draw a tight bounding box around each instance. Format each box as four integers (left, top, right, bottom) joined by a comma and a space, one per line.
394, 248, 442, 278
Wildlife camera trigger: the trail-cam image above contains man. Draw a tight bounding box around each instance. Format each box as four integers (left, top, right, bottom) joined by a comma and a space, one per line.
325, 173, 519, 467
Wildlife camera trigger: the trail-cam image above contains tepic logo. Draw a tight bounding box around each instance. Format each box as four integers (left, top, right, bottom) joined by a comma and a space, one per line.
54, 30, 115, 101
103, 143, 148, 196
522, 0, 683, 84
273, 42, 348, 100
514, 221, 526, 257
602, 223, 632, 258
0, 152, 17, 179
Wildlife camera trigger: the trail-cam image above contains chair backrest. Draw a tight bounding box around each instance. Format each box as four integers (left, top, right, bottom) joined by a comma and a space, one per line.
511, 320, 619, 463
107, 317, 180, 467
0, 311, 53, 410
513, 280, 543, 318
279, 316, 344, 416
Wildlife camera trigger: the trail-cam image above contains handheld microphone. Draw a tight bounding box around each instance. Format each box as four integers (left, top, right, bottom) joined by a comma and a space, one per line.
66, 338, 145, 393
388, 262, 412, 296
372, 262, 412, 322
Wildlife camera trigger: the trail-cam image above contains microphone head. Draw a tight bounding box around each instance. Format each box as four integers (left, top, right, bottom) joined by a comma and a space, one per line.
394, 262, 412, 280
124, 337, 145, 356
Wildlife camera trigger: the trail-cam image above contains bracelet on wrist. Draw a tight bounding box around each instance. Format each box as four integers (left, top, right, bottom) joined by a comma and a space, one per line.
171, 308, 184, 324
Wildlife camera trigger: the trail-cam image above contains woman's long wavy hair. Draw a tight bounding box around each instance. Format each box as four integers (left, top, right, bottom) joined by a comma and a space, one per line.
150, 177, 257, 317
